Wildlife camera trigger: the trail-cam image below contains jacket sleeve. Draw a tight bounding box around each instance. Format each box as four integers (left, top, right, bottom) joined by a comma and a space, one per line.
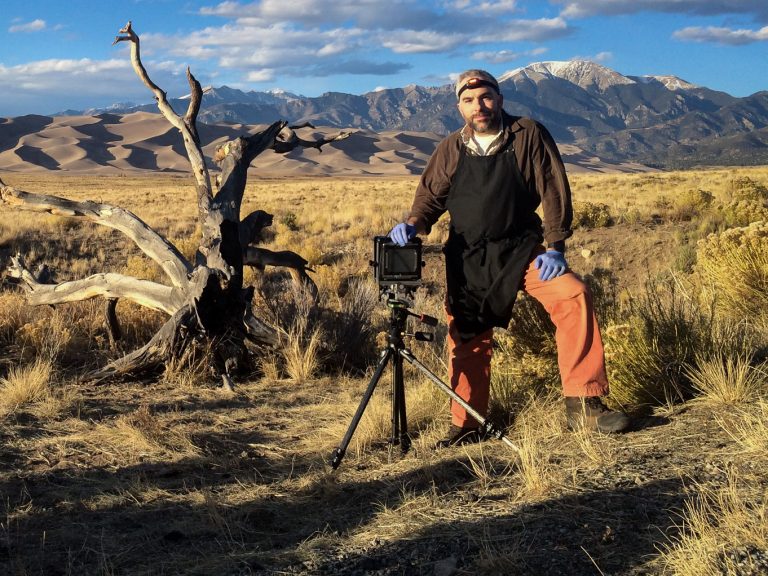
529, 121, 573, 249
407, 135, 458, 234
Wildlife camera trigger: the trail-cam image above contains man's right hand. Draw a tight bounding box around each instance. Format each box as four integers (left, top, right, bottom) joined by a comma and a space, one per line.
389, 223, 417, 246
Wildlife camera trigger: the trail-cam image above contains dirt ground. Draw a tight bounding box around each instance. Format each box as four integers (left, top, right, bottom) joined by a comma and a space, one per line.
1, 207, 766, 575
1, 373, 765, 575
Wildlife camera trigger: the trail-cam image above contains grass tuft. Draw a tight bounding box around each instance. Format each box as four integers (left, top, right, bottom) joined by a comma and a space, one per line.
0, 359, 52, 415
686, 352, 766, 406
508, 393, 562, 499
715, 399, 768, 454
660, 468, 768, 576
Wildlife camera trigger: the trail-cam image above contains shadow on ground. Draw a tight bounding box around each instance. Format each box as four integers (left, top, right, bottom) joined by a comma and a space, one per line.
1, 422, 684, 576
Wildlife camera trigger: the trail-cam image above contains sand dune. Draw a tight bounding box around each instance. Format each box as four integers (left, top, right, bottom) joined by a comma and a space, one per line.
0, 113, 654, 176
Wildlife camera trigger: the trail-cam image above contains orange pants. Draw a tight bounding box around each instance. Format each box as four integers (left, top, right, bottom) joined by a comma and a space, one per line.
447, 249, 609, 427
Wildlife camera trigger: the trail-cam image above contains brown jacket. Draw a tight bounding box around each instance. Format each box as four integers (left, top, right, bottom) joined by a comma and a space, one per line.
408, 112, 573, 249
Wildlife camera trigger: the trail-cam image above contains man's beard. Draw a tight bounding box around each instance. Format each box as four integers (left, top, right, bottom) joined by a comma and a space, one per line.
470, 110, 501, 134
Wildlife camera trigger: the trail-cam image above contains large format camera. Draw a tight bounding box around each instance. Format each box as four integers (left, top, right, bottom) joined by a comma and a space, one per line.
371, 235, 422, 288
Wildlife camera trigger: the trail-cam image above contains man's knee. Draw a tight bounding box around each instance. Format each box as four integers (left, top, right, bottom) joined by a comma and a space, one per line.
551, 272, 592, 301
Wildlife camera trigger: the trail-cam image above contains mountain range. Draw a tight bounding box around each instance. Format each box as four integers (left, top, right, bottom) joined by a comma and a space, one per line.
3, 60, 767, 172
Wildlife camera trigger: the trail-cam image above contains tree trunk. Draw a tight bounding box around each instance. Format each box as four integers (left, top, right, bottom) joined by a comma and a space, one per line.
0, 21, 349, 385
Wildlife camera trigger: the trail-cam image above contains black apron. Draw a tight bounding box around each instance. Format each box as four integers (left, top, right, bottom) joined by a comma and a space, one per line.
443, 144, 543, 341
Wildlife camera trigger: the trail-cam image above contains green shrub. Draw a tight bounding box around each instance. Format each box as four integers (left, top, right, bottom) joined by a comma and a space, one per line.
504, 293, 556, 357
584, 268, 622, 325
573, 201, 612, 229
694, 221, 768, 326
604, 276, 719, 411
489, 331, 559, 423
670, 189, 714, 222
673, 243, 697, 274
728, 177, 768, 203
717, 177, 768, 227
717, 200, 768, 228
489, 295, 559, 421
617, 207, 643, 225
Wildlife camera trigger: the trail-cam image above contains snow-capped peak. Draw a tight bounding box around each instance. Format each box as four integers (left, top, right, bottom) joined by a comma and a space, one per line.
499, 60, 636, 92
639, 75, 699, 91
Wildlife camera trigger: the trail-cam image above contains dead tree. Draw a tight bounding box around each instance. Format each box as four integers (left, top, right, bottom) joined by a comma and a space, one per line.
0, 22, 349, 386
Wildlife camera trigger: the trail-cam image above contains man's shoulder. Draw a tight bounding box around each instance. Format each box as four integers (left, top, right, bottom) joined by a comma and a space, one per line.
443, 129, 464, 143
436, 130, 463, 152
504, 113, 544, 133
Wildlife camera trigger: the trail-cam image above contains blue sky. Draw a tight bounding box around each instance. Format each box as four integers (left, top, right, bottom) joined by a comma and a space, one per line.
0, 0, 766, 116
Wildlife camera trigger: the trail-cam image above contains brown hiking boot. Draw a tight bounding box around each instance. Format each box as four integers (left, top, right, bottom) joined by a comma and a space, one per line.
565, 397, 630, 433
435, 425, 481, 448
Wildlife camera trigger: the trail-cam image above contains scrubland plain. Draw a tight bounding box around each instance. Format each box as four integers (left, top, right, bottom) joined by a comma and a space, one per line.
1, 167, 767, 575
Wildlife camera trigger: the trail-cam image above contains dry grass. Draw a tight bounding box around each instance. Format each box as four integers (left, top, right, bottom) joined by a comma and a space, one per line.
568, 167, 768, 222
0, 358, 52, 415
507, 393, 563, 499
660, 468, 768, 576
52, 404, 201, 463
283, 325, 324, 382
694, 221, 768, 328
715, 399, 768, 454
686, 352, 767, 406
1, 168, 768, 574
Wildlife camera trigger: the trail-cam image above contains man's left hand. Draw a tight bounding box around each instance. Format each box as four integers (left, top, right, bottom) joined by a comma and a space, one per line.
534, 250, 568, 281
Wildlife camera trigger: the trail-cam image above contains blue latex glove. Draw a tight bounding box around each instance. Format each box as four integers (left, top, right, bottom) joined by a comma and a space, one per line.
534, 250, 568, 281
389, 222, 417, 246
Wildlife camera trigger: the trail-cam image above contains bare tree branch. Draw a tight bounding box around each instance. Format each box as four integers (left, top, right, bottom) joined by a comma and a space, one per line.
0, 22, 336, 384
272, 126, 351, 154
243, 247, 318, 299
8, 254, 182, 315
105, 298, 122, 348
0, 182, 192, 289
184, 67, 202, 146
113, 21, 212, 220
243, 307, 280, 346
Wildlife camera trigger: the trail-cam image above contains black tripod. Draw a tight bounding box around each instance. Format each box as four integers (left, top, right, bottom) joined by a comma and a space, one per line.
329, 290, 519, 470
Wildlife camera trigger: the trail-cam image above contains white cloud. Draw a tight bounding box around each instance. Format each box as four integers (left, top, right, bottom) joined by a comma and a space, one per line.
472, 50, 524, 63
9, 19, 46, 33
674, 24, 768, 44
555, 0, 768, 22
471, 47, 548, 63
381, 30, 463, 54
144, 1, 573, 83
478, 17, 570, 42
2, 58, 128, 76
317, 41, 352, 57
449, 0, 519, 15
245, 69, 275, 81
0, 57, 190, 115
201, 0, 438, 30
582, 51, 613, 63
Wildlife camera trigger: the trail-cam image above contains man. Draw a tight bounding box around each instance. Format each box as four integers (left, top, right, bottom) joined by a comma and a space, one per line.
389, 70, 629, 446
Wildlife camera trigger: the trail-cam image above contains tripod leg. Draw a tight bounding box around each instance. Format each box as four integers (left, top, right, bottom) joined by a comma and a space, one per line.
399, 349, 521, 453
329, 348, 393, 470
391, 350, 411, 452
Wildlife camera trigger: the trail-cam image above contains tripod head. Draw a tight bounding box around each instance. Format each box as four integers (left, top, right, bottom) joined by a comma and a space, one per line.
380, 285, 438, 347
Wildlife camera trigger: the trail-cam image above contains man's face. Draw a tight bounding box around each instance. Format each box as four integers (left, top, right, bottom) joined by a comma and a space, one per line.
457, 85, 503, 134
